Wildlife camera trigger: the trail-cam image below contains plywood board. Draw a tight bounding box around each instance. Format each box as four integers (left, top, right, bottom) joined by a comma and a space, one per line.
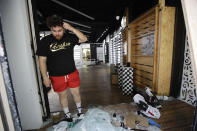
157, 7, 175, 96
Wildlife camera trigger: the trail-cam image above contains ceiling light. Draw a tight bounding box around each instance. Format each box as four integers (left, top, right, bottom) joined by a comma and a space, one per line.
116, 16, 120, 20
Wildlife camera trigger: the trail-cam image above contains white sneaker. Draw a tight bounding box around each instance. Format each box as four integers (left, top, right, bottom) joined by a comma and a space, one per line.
77, 113, 84, 119
145, 87, 153, 97
145, 87, 162, 108
141, 104, 161, 119
133, 94, 147, 104
133, 94, 161, 119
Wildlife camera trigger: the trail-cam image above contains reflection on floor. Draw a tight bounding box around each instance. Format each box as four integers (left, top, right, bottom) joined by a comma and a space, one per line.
48, 64, 131, 113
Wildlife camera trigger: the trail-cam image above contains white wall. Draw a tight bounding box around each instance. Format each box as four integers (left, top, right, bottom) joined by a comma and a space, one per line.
97, 47, 104, 61
0, 0, 43, 130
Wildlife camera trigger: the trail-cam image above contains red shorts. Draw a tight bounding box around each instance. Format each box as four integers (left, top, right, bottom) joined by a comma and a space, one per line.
49, 70, 80, 92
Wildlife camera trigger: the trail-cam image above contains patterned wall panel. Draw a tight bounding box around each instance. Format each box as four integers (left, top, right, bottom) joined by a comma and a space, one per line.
180, 38, 196, 105
108, 31, 123, 65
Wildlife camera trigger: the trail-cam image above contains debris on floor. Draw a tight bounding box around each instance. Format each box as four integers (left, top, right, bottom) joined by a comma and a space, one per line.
69, 108, 128, 131
53, 121, 68, 131
51, 88, 163, 131
125, 112, 149, 129
98, 103, 138, 116
50, 102, 161, 131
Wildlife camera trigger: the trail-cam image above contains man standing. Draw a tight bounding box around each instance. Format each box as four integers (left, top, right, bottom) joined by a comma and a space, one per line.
37, 15, 87, 122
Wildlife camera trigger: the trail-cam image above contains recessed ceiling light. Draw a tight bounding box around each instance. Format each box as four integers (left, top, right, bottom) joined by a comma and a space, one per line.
116, 16, 120, 20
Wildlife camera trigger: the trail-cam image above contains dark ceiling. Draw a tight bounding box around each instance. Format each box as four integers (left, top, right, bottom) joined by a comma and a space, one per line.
34, 0, 159, 42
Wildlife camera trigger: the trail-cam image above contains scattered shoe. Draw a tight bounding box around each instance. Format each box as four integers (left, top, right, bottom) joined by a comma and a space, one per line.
133, 94, 161, 119
156, 95, 168, 101
145, 87, 162, 108
140, 104, 161, 119
133, 94, 147, 105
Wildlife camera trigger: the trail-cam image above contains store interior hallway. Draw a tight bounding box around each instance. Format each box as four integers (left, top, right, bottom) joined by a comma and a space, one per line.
48, 64, 131, 113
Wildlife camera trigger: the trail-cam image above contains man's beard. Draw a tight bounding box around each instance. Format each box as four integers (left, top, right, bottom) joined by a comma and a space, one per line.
54, 35, 63, 40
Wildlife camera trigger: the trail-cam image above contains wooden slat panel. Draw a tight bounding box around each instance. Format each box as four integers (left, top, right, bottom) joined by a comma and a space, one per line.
132, 64, 154, 73
135, 38, 143, 44
137, 21, 155, 31
134, 44, 142, 50
132, 56, 154, 66
134, 79, 153, 89
134, 10, 155, 25
130, 6, 158, 91
134, 69, 153, 80
134, 81, 146, 89
135, 50, 142, 55
134, 75, 153, 86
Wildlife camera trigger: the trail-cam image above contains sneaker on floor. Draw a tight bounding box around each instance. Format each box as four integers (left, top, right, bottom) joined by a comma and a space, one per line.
133, 94, 147, 104
145, 87, 162, 108
141, 104, 161, 119
138, 101, 149, 111
133, 94, 161, 119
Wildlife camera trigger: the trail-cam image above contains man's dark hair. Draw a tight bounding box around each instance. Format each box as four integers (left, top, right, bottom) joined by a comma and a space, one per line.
46, 15, 63, 28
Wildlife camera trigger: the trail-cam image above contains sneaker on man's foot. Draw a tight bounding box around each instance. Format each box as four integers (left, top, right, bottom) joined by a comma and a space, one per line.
77, 113, 84, 119
52, 114, 72, 125
62, 113, 73, 122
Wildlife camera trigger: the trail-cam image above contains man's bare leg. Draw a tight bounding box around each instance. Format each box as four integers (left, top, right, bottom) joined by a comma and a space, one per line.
58, 89, 72, 119
70, 87, 82, 114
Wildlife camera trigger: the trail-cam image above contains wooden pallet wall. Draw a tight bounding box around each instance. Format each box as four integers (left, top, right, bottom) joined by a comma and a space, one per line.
130, 7, 158, 90
129, 3, 175, 96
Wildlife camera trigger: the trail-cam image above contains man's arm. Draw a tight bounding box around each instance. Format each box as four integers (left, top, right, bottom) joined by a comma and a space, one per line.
39, 56, 51, 87
63, 22, 88, 43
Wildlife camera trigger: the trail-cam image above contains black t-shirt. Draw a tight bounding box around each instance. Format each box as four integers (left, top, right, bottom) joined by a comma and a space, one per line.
36, 33, 79, 76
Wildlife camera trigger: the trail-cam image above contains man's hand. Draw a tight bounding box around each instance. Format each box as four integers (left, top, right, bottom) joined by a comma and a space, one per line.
63, 22, 74, 31
63, 22, 87, 43
43, 77, 51, 88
